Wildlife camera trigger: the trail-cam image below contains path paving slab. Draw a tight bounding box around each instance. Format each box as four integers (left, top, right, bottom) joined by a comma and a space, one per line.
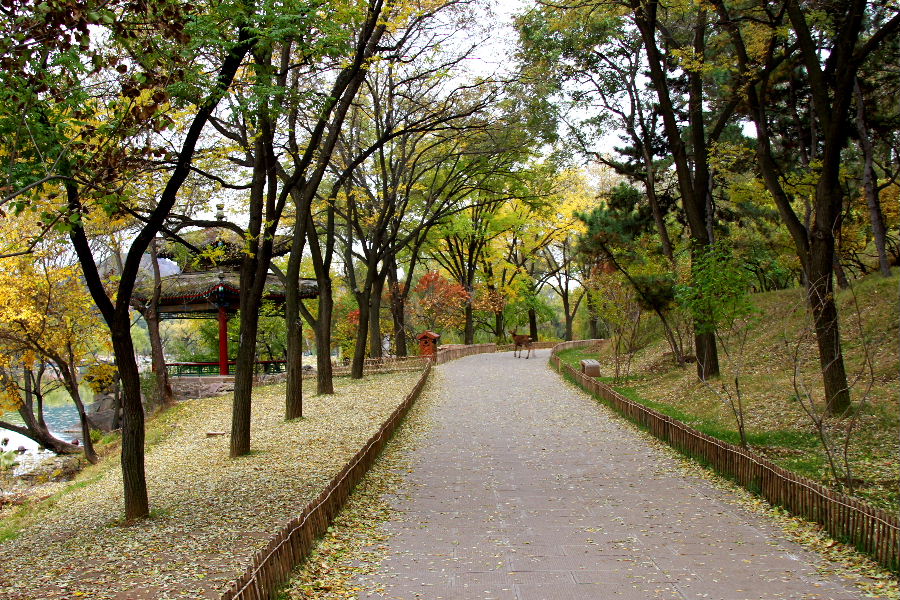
355, 352, 877, 600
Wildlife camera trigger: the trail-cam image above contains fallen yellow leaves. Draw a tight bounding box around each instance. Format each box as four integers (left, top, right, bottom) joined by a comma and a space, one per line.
279, 377, 439, 599
0, 371, 423, 599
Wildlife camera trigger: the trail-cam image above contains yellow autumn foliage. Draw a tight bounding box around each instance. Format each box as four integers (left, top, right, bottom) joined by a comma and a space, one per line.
0, 215, 107, 390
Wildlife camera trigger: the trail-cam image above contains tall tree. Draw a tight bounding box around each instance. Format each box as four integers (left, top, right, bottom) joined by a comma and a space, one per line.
711, 0, 900, 412
334, 77, 518, 377
517, 0, 735, 377
0, 0, 256, 520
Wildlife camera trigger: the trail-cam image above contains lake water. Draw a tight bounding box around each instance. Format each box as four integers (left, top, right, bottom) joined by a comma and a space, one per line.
1, 386, 89, 454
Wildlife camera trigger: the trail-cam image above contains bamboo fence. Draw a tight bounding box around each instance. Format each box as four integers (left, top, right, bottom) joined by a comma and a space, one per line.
220, 342, 498, 600
493, 341, 560, 353
550, 341, 899, 572
328, 355, 430, 376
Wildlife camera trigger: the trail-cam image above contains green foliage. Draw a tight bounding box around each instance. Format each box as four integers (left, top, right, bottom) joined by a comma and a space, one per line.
139, 372, 157, 403
0, 449, 18, 471
630, 273, 676, 313
577, 183, 658, 259
676, 241, 757, 335
502, 279, 554, 330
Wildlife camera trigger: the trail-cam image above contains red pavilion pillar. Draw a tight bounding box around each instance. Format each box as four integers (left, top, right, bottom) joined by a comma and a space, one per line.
218, 305, 229, 375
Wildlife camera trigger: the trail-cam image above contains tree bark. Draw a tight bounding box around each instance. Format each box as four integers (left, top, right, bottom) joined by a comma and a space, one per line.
285, 313, 304, 420
314, 277, 335, 394
110, 320, 148, 520
388, 263, 410, 356
641, 146, 675, 265
284, 191, 310, 419
147, 239, 174, 410
586, 292, 601, 339
304, 207, 336, 395
854, 78, 892, 277
2, 369, 80, 454
231, 71, 276, 456
808, 224, 852, 414
528, 308, 538, 341
351, 286, 370, 379
631, 1, 720, 379
368, 273, 386, 358
62, 25, 254, 518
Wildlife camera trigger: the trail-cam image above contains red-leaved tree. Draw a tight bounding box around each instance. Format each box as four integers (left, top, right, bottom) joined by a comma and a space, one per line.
413, 271, 470, 334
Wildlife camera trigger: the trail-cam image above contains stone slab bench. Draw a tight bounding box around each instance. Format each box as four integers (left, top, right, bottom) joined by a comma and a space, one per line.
580, 359, 601, 377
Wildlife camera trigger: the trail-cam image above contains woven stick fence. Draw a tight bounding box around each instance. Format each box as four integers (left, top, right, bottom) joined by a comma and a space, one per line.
550, 340, 899, 572
435, 343, 496, 363
220, 343, 498, 600
494, 341, 559, 353
328, 355, 430, 376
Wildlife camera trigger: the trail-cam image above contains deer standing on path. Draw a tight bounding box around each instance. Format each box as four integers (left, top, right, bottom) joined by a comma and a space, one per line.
509, 330, 533, 359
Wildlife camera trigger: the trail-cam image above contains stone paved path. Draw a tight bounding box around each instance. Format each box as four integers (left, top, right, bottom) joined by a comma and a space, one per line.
356, 351, 871, 600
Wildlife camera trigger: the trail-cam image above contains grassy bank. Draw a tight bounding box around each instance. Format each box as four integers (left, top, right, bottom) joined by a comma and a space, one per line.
0, 371, 423, 600
558, 272, 899, 512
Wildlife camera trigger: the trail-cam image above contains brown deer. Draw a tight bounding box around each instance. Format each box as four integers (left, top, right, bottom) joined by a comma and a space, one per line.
509, 330, 533, 359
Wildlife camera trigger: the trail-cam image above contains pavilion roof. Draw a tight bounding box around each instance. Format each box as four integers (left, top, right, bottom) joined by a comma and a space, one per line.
132, 270, 318, 316
157, 230, 293, 272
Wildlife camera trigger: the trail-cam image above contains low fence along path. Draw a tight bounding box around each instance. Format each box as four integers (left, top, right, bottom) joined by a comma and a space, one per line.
355, 350, 871, 600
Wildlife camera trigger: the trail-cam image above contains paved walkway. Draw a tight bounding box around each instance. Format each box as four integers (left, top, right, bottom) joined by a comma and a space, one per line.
356, 351, 870, 600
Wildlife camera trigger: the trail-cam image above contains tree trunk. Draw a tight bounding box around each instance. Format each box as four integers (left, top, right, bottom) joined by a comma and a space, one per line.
315, 277, 335, 394
392, 296, 409, 356
855, 79, 892, 277
0, 418, 79, 454
632, 2, 720, 378
231, 225, 273, 456
284, 208, 309, 420
560, 292, 573, 341
388, 261, 409, 356
34, 374, 47, 430
643, 149, 675, 265
67, 375, 98, 464
145, 308, 173, 410
147, 240, 174, 410
111, 384, 122, 430
808, 236, 851, 414
111, 322, 148, 521
62, 27, 254, 521
368, 274, 386, 358
586, 291, 601, 339
230, 303, 261, 457
4, 371, 80, 454
464, 303, 474, 345
833, 251, 850, 289
351, 283, 371, 379
694, 330, 719, 380
231, 62, 278, 457
528, 308, 538, 341
285, 310, 303, 420
51, 350, 98, 463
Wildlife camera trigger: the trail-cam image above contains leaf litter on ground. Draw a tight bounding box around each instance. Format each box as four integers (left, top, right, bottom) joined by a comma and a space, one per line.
554, 371, 899, 600
276, 374, 440, 600
0, 371, 423, 600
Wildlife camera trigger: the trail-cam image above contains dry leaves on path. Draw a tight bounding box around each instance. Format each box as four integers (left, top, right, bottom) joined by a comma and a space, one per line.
278, 375, 440, 600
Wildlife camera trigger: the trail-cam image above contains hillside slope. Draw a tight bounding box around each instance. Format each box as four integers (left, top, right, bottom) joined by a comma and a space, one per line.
566, 273, 899, 511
